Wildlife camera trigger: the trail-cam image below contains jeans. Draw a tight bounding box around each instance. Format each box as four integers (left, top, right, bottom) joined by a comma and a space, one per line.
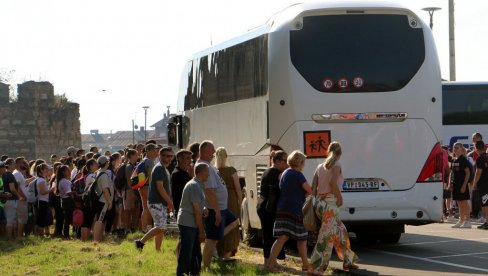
177, 224, 201, 276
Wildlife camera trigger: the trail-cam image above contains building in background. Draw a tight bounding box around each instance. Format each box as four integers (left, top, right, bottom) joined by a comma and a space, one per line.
82, 107, 175, 152
0, 81, 81, 160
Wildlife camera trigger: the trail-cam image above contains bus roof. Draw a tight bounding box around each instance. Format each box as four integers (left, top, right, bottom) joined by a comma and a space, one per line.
189, 1, 416, 60
442, 81, 488, 86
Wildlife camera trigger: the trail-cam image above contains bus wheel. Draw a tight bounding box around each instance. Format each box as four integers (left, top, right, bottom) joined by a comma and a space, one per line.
356, 232, 401, 244
240, 195, 261, 247
379, 233, 401, 244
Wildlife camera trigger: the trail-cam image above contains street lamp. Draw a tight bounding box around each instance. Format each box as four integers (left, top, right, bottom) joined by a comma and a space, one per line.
422, 7, 441, 30
142, 106, 149, 142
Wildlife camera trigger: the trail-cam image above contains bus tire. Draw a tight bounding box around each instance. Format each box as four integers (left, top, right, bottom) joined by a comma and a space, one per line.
379, 233, 402, 244
240, 194, 261, 247
356, 232, 401, 244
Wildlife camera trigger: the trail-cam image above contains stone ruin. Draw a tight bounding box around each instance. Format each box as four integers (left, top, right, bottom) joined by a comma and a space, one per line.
0, 81, 81, 160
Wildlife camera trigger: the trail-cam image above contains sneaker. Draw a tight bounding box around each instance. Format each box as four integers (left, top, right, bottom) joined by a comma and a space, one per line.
451, 220, 463, 228
447, 216, 457, 223
478, 217, 487, 224
135, 239, 145, 251
460, 221, 472, 228
477, 222, 488, 229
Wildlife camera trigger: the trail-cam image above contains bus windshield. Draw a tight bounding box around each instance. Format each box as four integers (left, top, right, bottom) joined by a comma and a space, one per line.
290, 14, 425, 93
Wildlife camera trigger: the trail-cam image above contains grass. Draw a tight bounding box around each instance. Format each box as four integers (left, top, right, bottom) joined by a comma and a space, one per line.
0, 232, 306, 276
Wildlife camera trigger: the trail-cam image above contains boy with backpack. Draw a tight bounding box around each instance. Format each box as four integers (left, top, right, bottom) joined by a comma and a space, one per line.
93, 156, 113, 242
116, 149, 139, 234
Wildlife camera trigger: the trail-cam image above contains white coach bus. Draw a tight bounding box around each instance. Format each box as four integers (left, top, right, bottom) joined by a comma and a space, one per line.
169, 1, 443, 244
442, 82, 488, 149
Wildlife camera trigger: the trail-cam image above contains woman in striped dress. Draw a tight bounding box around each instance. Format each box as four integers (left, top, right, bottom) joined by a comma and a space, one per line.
266, 150, 312, 273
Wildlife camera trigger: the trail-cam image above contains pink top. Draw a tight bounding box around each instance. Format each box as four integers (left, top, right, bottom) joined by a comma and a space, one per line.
316, 161, 343, 195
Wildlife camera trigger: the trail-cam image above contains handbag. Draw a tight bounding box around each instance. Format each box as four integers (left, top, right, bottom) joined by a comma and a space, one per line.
302, 171, 320, 231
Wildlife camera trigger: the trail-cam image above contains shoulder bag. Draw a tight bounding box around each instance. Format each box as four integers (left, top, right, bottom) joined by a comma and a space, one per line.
302, 170, 320, 231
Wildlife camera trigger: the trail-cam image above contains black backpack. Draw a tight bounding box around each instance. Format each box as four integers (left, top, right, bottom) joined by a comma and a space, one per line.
82, 172, 106, 208
114, 163, 128, 191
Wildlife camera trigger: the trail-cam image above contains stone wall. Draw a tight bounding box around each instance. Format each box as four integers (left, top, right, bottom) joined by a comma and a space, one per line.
0, 81, 81, 160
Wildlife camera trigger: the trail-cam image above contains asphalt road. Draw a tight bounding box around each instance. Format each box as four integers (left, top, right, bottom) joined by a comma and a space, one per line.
325, 219, 488, 276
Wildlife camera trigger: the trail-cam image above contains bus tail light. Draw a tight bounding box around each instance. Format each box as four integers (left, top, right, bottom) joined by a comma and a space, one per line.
417, 143, 443, 183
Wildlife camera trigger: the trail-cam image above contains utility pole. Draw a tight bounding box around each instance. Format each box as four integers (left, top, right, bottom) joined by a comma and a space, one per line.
132, 119, 135, 145
449, 0, 456, 81
142, 106, 149, 142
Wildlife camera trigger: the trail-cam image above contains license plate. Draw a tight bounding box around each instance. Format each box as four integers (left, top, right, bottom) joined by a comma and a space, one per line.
342, 179, 380, 191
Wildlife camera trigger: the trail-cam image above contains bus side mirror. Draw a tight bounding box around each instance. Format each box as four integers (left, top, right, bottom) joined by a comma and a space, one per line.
167, 122, 177, 146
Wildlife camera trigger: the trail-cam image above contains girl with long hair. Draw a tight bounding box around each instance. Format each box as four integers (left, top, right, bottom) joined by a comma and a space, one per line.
35, 163, 52, 236
309, 141, 358, 275
80, 158, 99, 241
449, 142, 472, 228
215, 147, 242, 260
56, 165, 75, 238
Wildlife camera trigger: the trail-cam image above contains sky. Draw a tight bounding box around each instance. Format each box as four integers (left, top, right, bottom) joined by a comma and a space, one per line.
1, 0, 487, 134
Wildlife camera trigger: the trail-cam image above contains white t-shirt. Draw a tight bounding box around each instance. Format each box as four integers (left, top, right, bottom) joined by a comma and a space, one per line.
70, 168, 78, 181
95, 170, 114, 204
85, 173, 96, 186
196, 159, 228, 210
36, 177, 50, 202
13, 170, 27, 200
58, 178, 72, 199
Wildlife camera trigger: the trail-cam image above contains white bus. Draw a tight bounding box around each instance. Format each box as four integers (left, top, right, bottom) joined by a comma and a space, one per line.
169, 1, 443, 244
442, 82, 488, 149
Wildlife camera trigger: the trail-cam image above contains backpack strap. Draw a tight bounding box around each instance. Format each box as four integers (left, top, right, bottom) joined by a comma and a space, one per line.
33, 179, 38, 197
95, 172, 107, 200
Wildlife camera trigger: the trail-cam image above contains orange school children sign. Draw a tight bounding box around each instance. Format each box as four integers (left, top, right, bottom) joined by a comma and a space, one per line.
303, 131, 331, 158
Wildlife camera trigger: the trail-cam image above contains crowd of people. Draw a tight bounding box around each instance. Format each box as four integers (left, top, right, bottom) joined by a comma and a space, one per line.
443, 132, 488, 230
0, 140, 244, 275
6, 133, 487, 274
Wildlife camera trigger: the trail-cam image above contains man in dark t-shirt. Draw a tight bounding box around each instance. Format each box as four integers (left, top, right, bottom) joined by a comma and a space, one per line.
135, 147, 174, 252
171, 150, 192, 216
473, 141, 488, 229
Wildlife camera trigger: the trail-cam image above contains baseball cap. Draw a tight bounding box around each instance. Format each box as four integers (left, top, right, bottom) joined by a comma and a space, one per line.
67, 146, 78, 154
97, 156, 109, 165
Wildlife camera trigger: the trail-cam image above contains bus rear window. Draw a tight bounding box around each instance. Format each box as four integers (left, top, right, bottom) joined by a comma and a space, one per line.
290, 14, 425, 93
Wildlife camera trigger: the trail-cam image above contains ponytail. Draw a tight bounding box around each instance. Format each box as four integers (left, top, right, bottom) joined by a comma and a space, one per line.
324, 141, 342, 169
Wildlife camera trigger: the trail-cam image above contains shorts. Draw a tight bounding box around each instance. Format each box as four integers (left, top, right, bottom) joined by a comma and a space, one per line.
36, 200, 51, 227
0, 207, 6, 225
481, 191, 488, 207
452, 183, 470, 201
95, 201, 109, 223
82, 206, 96, 228
16, 200, 29, 225
5, 200, 18, 226
204, 209, 237, 241
123, 189, 135, 211
148, 203, 168, 230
